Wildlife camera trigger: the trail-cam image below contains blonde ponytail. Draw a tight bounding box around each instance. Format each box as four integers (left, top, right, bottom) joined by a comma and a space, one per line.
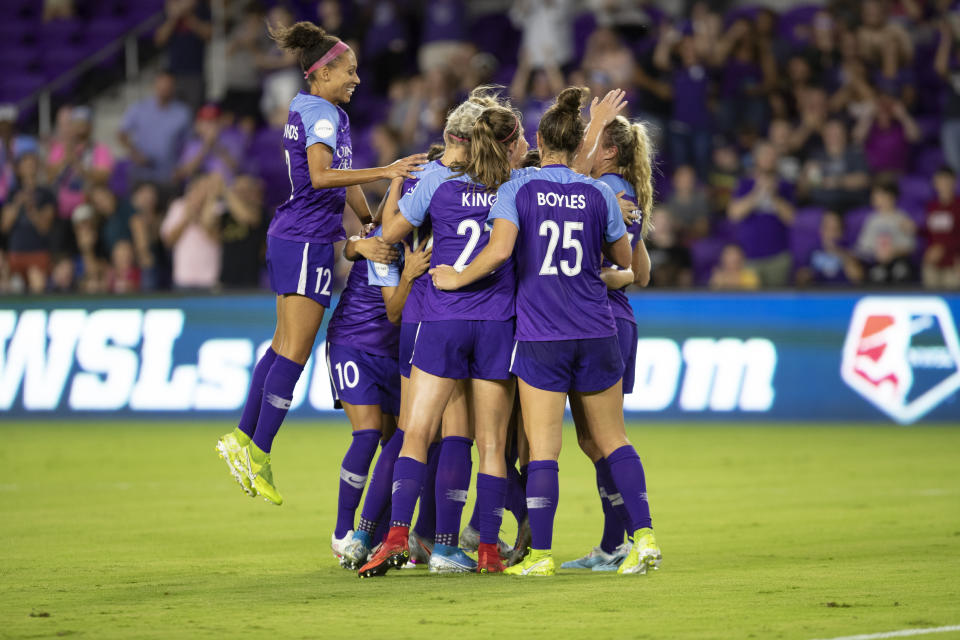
603, 116, 655, 238
462, 105, 520, 191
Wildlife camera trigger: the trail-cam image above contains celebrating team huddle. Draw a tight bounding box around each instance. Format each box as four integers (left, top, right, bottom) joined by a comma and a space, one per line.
215, 20, 661, 578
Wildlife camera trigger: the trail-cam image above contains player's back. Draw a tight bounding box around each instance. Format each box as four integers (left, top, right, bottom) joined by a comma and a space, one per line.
494, 165, 624, 341
596, 172, 642, 321
328, 245, 399, 357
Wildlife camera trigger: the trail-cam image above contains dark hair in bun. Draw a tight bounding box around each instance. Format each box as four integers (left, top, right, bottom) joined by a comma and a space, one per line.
537, 87, 586, 156
268, 21, 345, 80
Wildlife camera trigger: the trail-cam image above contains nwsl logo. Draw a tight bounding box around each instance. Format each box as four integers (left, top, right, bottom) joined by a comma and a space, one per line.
841, 297, 960, 424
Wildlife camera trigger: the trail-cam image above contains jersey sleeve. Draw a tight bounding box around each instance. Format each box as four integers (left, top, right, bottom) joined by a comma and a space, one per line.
300, 100, 340, 151
398, 169, 441, 227
488, 179, 522, 228
366, 227, 403, 287
597, 181, 628, 243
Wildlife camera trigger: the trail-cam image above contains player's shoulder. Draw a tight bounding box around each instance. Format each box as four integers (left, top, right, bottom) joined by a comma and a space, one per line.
597, 172, 635, 198
292, 93, 340, 123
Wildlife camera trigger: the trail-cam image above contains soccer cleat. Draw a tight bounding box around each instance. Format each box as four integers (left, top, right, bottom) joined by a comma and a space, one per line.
459, 524, 512, 558
592, 543, 631, 572
358, 527, 409, 578
503, 549, 555, 577
215, 431, 256, 497
618, 528, 661, 575
408, 531, 434, 566
331, 530, 356, 568
341, 530, 372, 570
244, 443, 283, 506
507, 518, 531, 567
477, 542, 504, 573
560, 546, 619, 569
428, 544, 478, 574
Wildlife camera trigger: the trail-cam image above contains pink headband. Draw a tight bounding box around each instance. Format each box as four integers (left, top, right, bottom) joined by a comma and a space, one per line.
499, 114, 519, 143
448, 133, 469, 143
304, 41, 350, 80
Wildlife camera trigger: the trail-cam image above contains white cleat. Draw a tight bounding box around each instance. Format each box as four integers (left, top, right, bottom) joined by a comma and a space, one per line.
331, 530, 355, 568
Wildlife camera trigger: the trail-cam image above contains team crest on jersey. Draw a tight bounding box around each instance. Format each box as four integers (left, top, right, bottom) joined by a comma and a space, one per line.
840, 297, 960, 424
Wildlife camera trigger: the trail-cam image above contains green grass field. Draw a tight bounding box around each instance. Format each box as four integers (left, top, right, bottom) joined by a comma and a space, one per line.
2, 421, 959, 640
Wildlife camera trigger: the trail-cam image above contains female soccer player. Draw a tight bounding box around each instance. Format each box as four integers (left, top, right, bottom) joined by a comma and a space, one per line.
326, 224, 431, 565
432, 87, 661, 577
342, 92, 498, 570
357, 102, 529, 578
563, 115, 656, 571
215, 21, 426, 505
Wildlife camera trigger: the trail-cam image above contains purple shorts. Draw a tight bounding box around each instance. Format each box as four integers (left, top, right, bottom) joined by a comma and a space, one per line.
616, 317, 638, 394
398, 321, 418, 378
510, 336, 623, 393
266, 235, 336, 307
326, 342, 401, 415
411, 319, 515, 380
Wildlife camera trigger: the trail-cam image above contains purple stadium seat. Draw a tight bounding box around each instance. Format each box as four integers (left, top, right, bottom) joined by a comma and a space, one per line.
691, 237, 727, 286
86, 17, 128, 41
724, 6, 761, 28
711, 218, 737, 243
0, 21, 36, 47
4, 49, 41, 73
41, 46, 90, 80
794, 206, 825, 232
790, 225, 820, 266
0, 73, 45, 102
40, 19, 84, 46
778, 4, 820, 46
843, 206, 872, 246
899, 174, 933, 213
470, 13, 520, 67
914, 146, 945, 176
572, 12, 597, 65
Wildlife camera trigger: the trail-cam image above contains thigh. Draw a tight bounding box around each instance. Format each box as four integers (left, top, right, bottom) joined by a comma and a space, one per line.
278, 293, 325, 364
341, 401, 386, 432
441, 379, 472, 439
270, 295, 284, 352
571, 383, 629, 459
517, 379, 567, 462
400, 365, 458, 461
470, 319, 515, 380
411, 321, 470, 380
380, 412, 398, 442
469, 377, 516, 476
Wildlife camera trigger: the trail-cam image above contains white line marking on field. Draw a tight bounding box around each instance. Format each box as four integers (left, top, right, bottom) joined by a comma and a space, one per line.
812, 625, 960, 640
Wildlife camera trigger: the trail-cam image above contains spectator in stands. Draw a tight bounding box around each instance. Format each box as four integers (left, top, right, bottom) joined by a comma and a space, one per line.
217, 174, 264, 289
510, 0, 575, 71
708, 140, 741, 215
922, 166, 960, 288
160, 174, 221, 290
418, 0, 470, 75
788, 86, 828, 160
795, 210, 863, 286
581, 27, 635, 96
852, 91, 921, 175
801, 118, 870, 213
863, 234, 918, 286
89, 183, 133, 256
709, 244, 760, 291
856, 0, 914, 84
768, 118, 802, 184
119, 72, 192, 190
174, 104, 243, 185
223, 1, 269, 131
856, 181, 917, 270
107, 239, 140, 294
71, 204, 107, 294
936, 19, 960, 174
655, 27, 713, 180
712, 18, 775, 139
129, 182, 170, 291
47, 106, 113, 220
646, 206, 692, 288
727, 141, 796, 287
1, 147, 55, 294
257, 5, 301, 124
49, 256, 75, 292
0, 105, 18, 203
154, 0, 212, 109
510, 51, 565, 147
664, 165, 709, 242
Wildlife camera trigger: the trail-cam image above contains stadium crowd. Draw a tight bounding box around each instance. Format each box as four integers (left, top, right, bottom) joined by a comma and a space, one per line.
1, 0, 959, 295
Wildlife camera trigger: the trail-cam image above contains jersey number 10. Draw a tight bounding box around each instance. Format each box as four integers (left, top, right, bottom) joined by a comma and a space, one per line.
539, 220, 583, 276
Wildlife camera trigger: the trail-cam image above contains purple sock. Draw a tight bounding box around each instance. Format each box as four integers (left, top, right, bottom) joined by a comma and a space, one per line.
526, 460, 559, 550
237, 347, 277, 438
357, 429, 404, 536
390, 456, 426, 528
476, 473, 507, 545
251, 355, 303, 453
434, 436, 472, 546
413, 442, 441, 540
468, 499, 481, 531
373, 511, 389, 545
595, 458, 627, 554
505, 464, 528, 526
334, 429, 381, 538
606, 445, 652, 533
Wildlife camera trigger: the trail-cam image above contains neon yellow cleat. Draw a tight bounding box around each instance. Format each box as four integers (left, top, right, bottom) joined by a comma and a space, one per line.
503, 549, 555, 577
618, 528, 661, 575
216, 430, 256, 497
245, 443, 283, 506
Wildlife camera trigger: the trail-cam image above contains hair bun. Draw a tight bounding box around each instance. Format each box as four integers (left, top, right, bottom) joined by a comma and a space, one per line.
556, 87, 585, 114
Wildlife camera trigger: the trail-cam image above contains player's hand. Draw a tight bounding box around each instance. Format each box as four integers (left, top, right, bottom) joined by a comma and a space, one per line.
357, 236, 399, 264
617, 191, 641, 225
402, 241, 432, 282
383, 153, 430, 180
429, 264, 460, 290
588, 89, 628, 128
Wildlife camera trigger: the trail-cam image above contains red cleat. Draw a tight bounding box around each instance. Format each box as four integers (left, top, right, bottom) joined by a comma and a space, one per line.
477, 542, 505, 573
358, 526, 409, 578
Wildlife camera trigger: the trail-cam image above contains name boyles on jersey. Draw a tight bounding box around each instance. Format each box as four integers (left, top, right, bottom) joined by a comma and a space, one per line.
537, 192, 587, 209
